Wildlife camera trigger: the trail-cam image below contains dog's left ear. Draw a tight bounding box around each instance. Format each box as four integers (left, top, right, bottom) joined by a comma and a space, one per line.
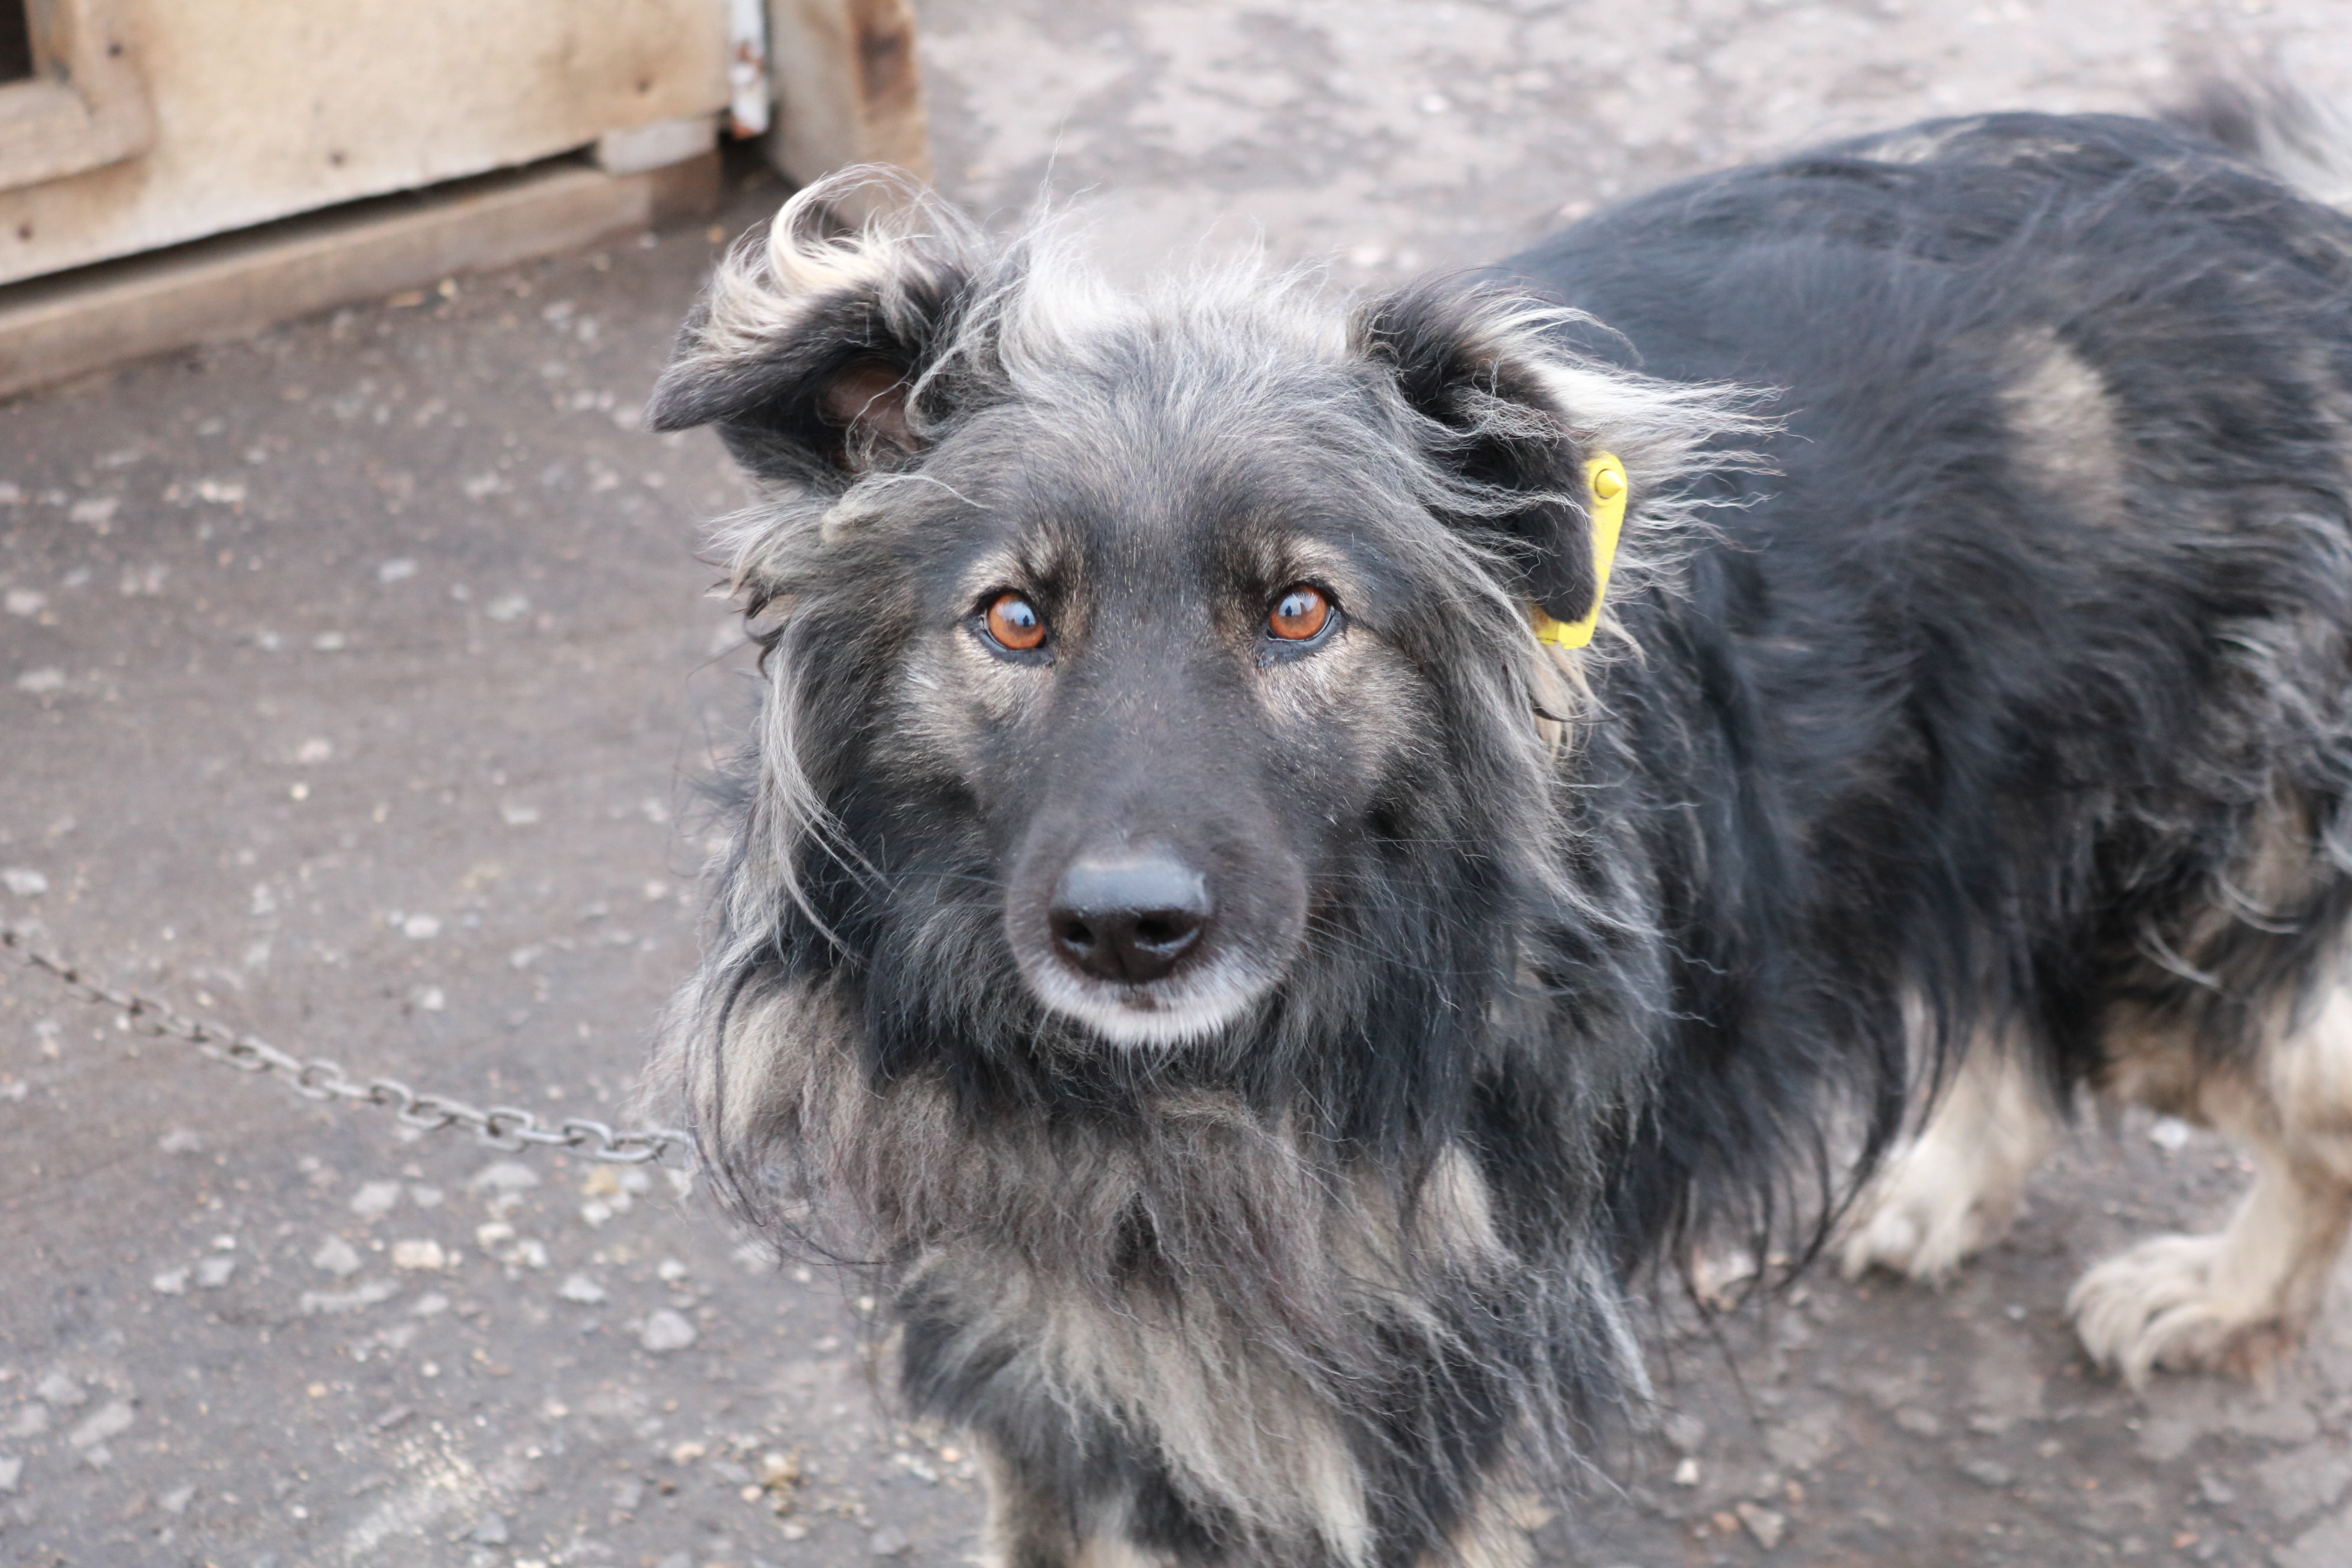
1352, 282, 1603, 629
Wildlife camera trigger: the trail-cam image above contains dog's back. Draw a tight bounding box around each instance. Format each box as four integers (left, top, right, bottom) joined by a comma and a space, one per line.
1502, 109, 2352, 1391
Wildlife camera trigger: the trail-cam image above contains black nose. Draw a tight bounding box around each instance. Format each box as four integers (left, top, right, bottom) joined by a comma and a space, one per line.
1048, 854, 1212, 985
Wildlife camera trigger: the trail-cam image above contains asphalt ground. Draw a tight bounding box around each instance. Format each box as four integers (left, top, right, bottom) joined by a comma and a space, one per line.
6, 4, 2352, 1566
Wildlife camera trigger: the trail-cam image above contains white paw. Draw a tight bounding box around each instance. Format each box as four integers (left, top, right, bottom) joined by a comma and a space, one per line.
2067, 1233, 2296, 1386
1837, 1144, 2021, 1283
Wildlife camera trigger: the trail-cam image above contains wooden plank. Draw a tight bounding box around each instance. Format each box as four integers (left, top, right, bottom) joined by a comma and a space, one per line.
764, 0, 932, 220
0, 151, 718, 401
0, 0, 730, 286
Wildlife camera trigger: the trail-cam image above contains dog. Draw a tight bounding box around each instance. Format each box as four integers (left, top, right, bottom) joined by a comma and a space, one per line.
643, 80, 2352, 1568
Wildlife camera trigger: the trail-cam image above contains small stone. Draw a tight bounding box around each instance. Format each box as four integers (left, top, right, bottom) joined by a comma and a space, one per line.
557, 1274, 607, 1305
311, 1236, 364, 1277
13, 669, 64, 695
3, 589, 45, 616
409, 1184, 445, 1208
299, 1280, 398, 1315
0, 1456, 21, 1492
2148, 1117, 2193, 1152
378, 558, 417, 583
2277, 1504, 2352, 1568
68, 496, 118, 527
1736, 1501, 1786, 1550
68, 1400, 135, 1449
870, 1525, 910, 1557
756, 1452, 802, 1489
151, 1268, 190, 1295
2255, 1445, 2348, 1520
157, 1128, 205, 1154
468, 1161, 540, 1194
656, 1258, 689, 1283
390, 1240, 446, 1271
1672, 1456, 1701, 1487
469, 1513, 509, 1545
2199, 1474, 2238, 1507
400, 913, 441, 940
1893, 1406, 1942, 1437
1, 868, 48, 896
350, 1181, 404, 1219
1960, 1458, 2015, 1489
35, 1371, 85, 1407
639, 1310, 697, 1353
159, 1484, 194, 1513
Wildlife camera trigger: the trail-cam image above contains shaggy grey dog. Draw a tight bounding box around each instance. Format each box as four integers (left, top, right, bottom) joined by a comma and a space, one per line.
646, 83, 2352, 1568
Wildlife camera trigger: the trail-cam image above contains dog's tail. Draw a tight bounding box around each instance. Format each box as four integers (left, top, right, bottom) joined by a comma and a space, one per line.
2165, 67, 2352, 210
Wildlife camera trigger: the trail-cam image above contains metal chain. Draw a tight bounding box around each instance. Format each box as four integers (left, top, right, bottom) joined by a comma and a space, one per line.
1, 922, 691, 1165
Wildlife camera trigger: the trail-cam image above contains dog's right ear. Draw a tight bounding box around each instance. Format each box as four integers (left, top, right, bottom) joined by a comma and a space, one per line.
645, 172, 985, 485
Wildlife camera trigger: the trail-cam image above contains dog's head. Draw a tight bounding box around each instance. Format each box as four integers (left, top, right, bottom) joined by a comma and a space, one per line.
652, 174, 1749, 1060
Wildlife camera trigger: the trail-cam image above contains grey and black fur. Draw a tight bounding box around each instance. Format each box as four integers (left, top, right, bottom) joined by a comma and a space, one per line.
645, 89, 2352, 1568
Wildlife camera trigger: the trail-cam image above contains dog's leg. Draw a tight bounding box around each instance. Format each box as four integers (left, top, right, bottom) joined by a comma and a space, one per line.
1838, 1039, 2062, 1282
2069, 1142, 2351, 1384
2070, 982, 2352, 1385
1417, 1485, 1543, 1568
973, 1439, 1171, 1568
974, 1439, 1082, 1568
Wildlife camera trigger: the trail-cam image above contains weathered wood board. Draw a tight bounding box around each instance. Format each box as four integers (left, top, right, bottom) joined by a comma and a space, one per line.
0, 0, 733, 288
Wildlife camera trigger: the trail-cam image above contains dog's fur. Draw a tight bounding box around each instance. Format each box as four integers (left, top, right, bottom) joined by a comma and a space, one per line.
646, 87, 2352, 1568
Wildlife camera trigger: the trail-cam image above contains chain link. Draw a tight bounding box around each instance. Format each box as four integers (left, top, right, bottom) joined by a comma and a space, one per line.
1, 922, 692, 1166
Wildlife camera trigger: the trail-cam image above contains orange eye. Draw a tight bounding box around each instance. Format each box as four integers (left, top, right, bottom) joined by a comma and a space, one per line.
1268, 584, 1332, 642
984, 592, 1047, 651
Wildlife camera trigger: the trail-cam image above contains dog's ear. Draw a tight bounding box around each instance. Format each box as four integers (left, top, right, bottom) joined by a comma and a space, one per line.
646, 173, 985, 485
1352, 282, 1606, 630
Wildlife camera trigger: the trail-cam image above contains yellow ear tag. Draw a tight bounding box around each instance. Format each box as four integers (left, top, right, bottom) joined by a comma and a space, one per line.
1530, 452, 1628, 649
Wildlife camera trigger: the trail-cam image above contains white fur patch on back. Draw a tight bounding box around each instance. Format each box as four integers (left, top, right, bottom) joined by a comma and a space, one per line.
1998, 325, 2126, 527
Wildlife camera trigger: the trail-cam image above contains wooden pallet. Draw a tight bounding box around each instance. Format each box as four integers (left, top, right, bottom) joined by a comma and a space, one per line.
0, 151, 718, 401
